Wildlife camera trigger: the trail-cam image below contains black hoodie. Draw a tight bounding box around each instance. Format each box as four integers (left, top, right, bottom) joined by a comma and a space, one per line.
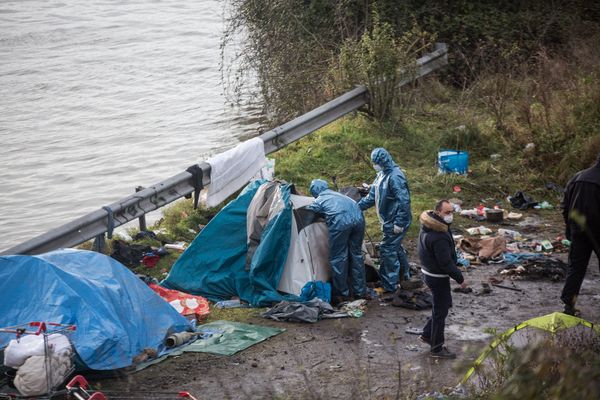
417, 211, 464, 284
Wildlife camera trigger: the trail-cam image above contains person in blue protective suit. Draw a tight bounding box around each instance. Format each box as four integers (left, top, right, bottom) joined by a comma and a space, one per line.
306, 179, 367, 303
358, 147, 412, 293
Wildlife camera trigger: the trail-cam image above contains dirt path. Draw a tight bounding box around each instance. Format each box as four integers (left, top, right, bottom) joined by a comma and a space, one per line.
93, 215, 600, 399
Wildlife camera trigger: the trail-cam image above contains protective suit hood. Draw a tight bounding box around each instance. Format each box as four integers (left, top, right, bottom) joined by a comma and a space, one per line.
310, 179, 329, 198
371, 148, 396, 171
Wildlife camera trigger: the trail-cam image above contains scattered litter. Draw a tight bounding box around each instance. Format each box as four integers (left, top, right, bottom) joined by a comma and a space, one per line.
460, 209, 478, 218
458, 237, 506, 262
534, 201, 553, 209
540, 240, 554, 251
453, 287, 473, 294
360, 330, 373, 345
491, 282, 523, 292
405, 344, 420, 352
518, 216, 542, 229
456, 250, 471, 267
507, 212, 523, 220
262, 299, 334, 323
498, 257, 567, 281
214, 299, 250, 309
391, 288, 432, 310
508, 191, 538, 210
329, 365, 342, 370
453, 185, 462, 193
525, 142, 535, 151
438, 149, 469, 175
150, 284, 211, 321
502, 252, 539, 265
485, 209, 503, 223
478, 283, 492, 295
466, 226, 493, 235
497, 228, 522, 240
164, 242, 188, 252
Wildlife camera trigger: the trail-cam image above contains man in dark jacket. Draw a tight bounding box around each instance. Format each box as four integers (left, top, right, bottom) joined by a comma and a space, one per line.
560, 154, 600, 316
418, 200, 468, 358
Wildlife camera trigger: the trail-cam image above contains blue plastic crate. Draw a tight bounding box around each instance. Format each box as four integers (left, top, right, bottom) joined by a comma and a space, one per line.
438, 149, 469, 175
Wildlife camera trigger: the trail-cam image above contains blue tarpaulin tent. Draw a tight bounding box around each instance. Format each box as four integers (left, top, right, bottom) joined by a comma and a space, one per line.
161, 180, 306, 307
0, 249, 192, 370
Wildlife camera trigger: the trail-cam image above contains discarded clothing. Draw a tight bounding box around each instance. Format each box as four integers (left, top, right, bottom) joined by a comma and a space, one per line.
262, 298, 335, 323
110, 240, 152, 268
299, 280, 332, 304
325, 299, 368, 318
502, 252, 541, 265
142, 253, 161, 268
201, 137, 266, 207
391, 288, 433, 310
459, 236, 507, 261
508, 191, 538, 210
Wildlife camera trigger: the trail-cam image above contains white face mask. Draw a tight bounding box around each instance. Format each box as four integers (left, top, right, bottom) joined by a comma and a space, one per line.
373, 164, 382, 172
443, 214, 454, 224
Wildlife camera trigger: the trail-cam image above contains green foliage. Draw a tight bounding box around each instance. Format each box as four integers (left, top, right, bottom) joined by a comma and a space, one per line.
333, 15, 436, 119
156, 199, 223, 243
476, 332, 600, 399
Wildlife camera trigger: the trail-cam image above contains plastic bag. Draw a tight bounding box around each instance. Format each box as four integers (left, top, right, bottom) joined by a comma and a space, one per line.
3, 335, 45, 369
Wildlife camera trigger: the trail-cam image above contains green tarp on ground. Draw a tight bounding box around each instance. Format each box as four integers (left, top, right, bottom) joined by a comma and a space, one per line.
136, 320, 285, 371
185, 320, 285, 356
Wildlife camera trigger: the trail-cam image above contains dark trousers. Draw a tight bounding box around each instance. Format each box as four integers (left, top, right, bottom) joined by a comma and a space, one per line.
329, 220, 366, 298
422, 274, 452, 352
560, 233, 600, 307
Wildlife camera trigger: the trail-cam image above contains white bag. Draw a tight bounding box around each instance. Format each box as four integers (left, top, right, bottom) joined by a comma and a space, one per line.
14, 353, 72, 396
3, 335, 46, 369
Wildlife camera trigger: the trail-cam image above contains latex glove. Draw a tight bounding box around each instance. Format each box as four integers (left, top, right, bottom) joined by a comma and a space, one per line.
460, 281, 468, 289
393, 225, 403, 234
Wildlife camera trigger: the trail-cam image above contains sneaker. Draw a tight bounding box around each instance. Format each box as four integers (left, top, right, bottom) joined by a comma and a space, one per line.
430, 347, 456, 359
418, 335, 431, 346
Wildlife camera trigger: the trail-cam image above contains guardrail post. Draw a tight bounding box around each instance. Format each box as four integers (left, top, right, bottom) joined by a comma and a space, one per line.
135, 186, 147, 231
92, 234, 106, 254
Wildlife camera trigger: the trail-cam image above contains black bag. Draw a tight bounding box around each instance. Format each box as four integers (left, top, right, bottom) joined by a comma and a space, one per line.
110, 240, 152, 268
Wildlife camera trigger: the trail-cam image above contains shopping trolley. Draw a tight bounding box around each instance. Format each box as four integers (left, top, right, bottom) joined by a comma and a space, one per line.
0, 322, 76, 399
66, 375, 199, 400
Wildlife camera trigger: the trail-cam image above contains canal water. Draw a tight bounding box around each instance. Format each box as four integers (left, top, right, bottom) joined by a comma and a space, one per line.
0, 0, 263, 252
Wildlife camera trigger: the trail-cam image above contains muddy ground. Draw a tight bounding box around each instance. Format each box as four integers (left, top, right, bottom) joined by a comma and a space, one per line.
93, 212, 600, 399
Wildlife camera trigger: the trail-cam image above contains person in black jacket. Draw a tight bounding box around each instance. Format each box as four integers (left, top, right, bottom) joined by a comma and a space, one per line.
418, 200, 468, 358
560, 154, 600, 316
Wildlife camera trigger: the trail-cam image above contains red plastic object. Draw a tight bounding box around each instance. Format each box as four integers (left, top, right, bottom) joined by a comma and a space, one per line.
178, 392, 199, 400
453, 185, 461, 193
66, 375, 90, 390
149, 284, 210, 320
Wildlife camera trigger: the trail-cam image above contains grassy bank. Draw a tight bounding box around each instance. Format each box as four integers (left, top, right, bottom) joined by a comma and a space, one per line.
272, 81, 565, 240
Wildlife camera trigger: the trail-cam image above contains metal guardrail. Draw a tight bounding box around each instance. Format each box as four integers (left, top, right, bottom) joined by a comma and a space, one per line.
1, 43, 448, 255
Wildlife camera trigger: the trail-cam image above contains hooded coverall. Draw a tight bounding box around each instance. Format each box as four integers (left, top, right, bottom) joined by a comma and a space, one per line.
358, 148, 412, 292
306, 179, 367, 299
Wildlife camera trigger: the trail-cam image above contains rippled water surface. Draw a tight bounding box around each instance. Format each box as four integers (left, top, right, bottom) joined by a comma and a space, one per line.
0, 0, 262, 252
